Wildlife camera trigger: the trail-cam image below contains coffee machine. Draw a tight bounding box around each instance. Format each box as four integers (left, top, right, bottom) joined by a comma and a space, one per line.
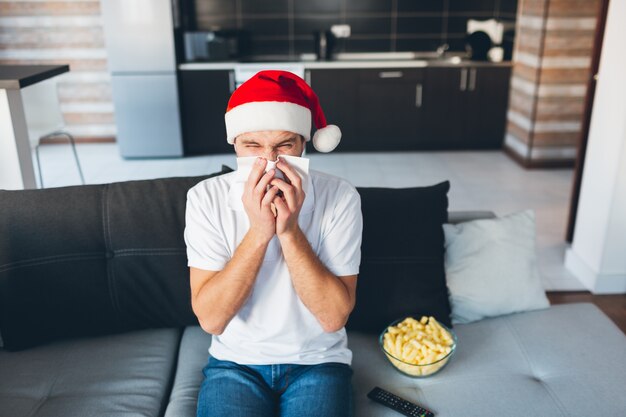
314, 30, 336, 61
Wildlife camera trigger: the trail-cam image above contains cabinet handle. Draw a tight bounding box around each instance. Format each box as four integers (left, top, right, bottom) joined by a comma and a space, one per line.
469, 69, 477, 91
460, 69, 468, 91
228, 70, 235, 93
415, 84, 423, 108
379, 71, 403, 78
305, 70, 311, 86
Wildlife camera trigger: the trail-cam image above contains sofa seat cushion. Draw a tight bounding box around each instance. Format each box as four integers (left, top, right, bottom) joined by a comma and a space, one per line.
0, 328, 182, 417
349, 303, 626, 416
165, 326, 212, 417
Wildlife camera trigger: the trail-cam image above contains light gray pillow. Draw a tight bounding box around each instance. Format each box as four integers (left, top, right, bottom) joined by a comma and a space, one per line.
443, 209, 550, 324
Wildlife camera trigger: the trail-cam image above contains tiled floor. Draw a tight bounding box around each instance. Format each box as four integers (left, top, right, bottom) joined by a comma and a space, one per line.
33, 142, 586, 291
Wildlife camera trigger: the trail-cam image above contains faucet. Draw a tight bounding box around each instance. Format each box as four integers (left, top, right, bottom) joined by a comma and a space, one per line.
436, 43, 450, 57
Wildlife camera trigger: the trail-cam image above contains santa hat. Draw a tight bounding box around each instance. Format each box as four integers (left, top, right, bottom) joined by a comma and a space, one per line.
224, 70, 341, 153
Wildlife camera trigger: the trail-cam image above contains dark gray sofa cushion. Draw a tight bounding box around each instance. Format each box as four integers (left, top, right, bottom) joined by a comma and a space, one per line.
0, 327, 182, 417
347, 181, 452, 331
0, 166, 233, 351
1, 168, 451, 350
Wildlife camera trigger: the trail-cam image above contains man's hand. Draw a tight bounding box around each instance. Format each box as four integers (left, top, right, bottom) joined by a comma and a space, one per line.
271, 159, 306, 237
242, 157, 281, 243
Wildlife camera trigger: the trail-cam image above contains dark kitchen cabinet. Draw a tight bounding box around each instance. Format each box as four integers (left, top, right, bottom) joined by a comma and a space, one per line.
356, 68, 426, 151
468, 66, 512, 148
178, 64, 511, 154
309, 68, 427, 152
309, 64, 511, 152
421, 67, 468, 148
422, 66, 512, 149
179, 69, 234, 155
307, 69, 359, 152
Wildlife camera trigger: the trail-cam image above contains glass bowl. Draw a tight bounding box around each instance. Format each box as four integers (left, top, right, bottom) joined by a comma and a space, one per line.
379, 316, 457, 378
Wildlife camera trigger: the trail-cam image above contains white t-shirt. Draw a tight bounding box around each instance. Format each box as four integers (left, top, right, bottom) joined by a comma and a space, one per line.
184, 169, 363, 365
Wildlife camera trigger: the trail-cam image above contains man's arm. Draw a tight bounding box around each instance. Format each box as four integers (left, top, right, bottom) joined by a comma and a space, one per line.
190, 157, 279, 335
279, 227, 357, 333
190, 230, 269, 335
271, 159, 361, 333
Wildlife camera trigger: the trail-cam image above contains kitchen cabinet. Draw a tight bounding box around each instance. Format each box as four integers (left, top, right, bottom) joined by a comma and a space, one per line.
469, 66, 512, 148
307, 69, 359, 152
308, 65, 510, 152
309, 68, 426, 152
422, 66, 511, 149
179, 69, 234, 155
421, 67, 468, 148
178, 63, 511, 154
356, 68, 426, 151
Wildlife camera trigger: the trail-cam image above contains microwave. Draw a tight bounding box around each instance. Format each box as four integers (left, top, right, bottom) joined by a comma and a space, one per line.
183, 30, 249, 62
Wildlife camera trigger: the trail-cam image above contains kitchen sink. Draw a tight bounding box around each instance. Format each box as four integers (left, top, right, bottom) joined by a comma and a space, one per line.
299, 51, 469, 63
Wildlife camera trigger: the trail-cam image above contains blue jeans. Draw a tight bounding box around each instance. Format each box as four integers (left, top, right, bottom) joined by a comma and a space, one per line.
196, 356, 354, 417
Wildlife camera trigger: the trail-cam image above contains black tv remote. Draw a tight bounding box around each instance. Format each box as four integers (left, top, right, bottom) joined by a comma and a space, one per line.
367, 386, 435, 417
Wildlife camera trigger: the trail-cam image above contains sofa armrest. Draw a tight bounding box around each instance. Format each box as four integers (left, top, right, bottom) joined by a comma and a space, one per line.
447, 210, 496, 224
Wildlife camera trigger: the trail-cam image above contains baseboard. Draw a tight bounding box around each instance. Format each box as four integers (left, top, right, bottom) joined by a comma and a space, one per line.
503, 145, 576, 169
565, 248, 626, 294
40, 136, 116, 145
503, 134, 577, 168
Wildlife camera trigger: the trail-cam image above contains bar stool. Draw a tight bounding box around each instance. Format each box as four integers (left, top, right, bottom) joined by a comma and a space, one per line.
21, 78, 85, 188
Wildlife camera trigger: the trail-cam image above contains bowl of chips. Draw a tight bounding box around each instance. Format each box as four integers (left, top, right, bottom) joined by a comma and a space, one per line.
379, 316, 457, 378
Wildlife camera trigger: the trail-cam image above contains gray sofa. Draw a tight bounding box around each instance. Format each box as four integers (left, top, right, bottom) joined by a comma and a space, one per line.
1, 171, 625, 417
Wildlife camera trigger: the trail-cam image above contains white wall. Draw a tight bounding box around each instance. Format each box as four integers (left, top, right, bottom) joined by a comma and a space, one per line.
565, 0, 626, 293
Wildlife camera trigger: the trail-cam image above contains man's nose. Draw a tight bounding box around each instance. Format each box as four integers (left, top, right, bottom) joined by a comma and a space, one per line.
263, 149, 278, 162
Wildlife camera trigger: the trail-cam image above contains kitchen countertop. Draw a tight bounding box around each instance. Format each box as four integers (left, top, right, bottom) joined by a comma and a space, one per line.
179, 52, 512, 71
0, 65, 69, 89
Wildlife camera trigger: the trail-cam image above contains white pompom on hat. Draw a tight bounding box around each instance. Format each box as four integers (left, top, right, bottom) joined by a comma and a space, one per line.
224, 70, 341, 153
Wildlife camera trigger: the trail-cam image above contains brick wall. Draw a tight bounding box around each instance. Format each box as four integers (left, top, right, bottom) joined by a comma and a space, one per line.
504, 0, 600, 167
0, 0, 115, 142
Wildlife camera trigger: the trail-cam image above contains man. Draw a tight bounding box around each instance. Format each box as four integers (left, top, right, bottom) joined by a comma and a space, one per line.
184, 70, 363, 417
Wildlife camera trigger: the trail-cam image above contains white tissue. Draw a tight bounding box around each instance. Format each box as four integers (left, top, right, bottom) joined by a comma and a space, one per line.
234, 155, 310, 194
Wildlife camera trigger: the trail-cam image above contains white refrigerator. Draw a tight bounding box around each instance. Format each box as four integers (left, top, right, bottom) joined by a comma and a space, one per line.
101, 0, 183, 158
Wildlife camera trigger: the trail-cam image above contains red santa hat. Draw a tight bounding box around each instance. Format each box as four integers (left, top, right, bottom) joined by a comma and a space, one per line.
224, 70, 341, 153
